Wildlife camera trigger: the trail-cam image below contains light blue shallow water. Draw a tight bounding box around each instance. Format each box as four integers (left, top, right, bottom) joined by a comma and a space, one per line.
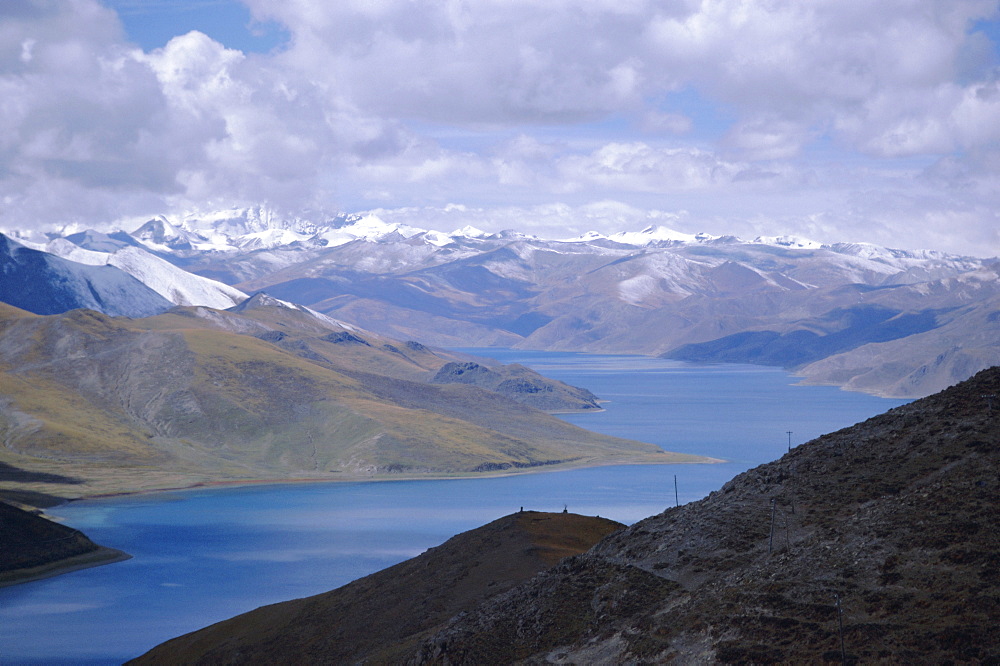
0, 353, 907, 664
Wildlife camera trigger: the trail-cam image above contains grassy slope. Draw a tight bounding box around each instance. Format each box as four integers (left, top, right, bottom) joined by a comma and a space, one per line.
0, 305, 704, 502
130, 511, 624, 665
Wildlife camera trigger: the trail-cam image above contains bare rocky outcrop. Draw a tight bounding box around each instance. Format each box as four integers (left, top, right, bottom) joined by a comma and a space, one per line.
431, 361, 601, 411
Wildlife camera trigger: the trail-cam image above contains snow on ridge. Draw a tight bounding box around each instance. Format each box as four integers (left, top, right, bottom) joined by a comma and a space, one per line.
108, 247, 247, 309
233, 292, 359, 332
564, 225, 716, 247
349, 214, 422, 240
42, 239, 247, 309
618, 274, 661, 305
610, 224, 700, 245
233, 228, 312, 250
421, 230, 454, 247
450, 225, 489, 239
563, 230, 608, 243
751, 235, 823, 249
303, 306, 357, 332
824, 241, 970, 263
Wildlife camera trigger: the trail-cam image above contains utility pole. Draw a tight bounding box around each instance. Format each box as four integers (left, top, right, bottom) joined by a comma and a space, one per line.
836, 594, 846, 664
674, 474, 679, 507
786, 430, 793, 452
768, 497, 777, 554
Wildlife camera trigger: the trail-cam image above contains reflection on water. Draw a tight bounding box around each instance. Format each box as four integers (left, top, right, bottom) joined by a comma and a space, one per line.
0, 353, 907, 663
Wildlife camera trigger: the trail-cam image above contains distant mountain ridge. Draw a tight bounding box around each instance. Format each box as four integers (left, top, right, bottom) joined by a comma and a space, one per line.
0, 234, 172, 318
7, 207, 999, 397
12, 233, 248, 310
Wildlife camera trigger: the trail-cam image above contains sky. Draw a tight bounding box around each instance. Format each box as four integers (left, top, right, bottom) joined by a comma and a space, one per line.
2, 0, 999, 255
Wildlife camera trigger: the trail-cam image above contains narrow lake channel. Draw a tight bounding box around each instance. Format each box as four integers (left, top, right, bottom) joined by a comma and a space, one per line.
0, 353, 908, 664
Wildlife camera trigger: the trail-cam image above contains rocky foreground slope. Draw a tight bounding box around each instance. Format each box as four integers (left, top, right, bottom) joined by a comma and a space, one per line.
138, 367, 998, 664
131, 512, 623, 664
413, 367, 1000, 663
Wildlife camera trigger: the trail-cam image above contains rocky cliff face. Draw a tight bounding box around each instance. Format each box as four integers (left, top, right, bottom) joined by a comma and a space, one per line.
414, 367, 1000, 664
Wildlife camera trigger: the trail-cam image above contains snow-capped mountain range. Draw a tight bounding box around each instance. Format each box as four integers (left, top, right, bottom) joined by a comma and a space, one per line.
7, 204, 970, 265
2, 206, 998, 398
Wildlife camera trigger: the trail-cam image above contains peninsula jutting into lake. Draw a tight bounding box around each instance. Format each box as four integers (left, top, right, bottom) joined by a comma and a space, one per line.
1, 353, 911, 662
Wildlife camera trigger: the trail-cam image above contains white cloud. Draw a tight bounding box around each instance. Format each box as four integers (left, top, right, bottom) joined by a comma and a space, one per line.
640, 111, 693, 135
0, 0, 997, 257
557, 142, 743, 192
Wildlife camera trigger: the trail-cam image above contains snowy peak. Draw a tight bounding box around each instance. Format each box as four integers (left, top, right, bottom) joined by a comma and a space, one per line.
567, 225, 715, 247
0, 233, 172, 318
229, 292, 300, 313
570, 230, 608, 242
233, 228, 312, 251
41, 235, 247, 309
228, 291, 359, 333
64, 229, 140, 253
179, 205, 319, 238
132, 216, 207, 252
451, 225, 489, 239
751, 235, 823, 249
616, 224, 701, 244
133, 216, 181, 243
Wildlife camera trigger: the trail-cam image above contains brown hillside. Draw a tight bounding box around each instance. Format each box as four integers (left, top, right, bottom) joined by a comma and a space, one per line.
130, 512, 623, 665
0, 303, 699, 504
411, 366, 1000, 663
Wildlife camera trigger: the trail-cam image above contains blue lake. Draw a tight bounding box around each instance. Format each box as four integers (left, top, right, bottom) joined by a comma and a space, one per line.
0, 353, 908, 664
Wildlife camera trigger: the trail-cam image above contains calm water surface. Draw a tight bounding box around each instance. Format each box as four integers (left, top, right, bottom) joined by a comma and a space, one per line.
0, 353, 907, 664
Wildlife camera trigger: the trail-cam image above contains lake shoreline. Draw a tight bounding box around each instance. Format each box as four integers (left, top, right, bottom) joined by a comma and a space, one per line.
0, 355, 909, 664
0, 546, 132, 589
74, 452, 725, 505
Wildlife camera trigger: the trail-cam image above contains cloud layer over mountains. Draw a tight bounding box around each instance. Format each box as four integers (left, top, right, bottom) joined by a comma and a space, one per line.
1, 1, 999, 255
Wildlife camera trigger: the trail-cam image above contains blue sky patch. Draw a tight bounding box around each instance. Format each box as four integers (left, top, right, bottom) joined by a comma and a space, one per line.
104, 0, 288, 53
